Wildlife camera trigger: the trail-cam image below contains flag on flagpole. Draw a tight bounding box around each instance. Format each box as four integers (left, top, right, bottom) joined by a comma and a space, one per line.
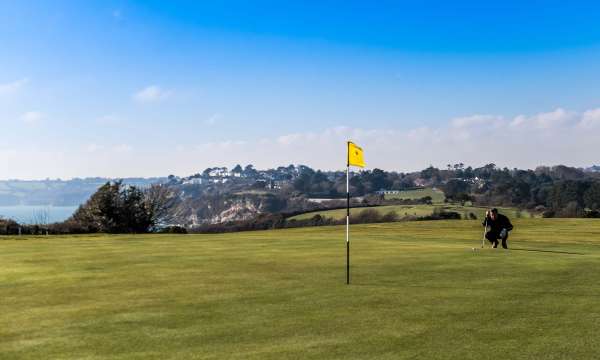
348, 142, 365, 168
346, 141, 365, 285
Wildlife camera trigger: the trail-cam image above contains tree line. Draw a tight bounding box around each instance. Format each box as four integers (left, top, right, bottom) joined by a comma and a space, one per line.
2, 163, 599, 235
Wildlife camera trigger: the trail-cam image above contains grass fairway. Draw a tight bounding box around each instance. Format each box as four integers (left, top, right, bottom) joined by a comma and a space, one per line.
2, 219, 600, 359
290, 204, 533, 221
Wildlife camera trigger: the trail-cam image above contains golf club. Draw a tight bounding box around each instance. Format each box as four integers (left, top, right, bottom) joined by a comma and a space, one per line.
482, 212, 488, 248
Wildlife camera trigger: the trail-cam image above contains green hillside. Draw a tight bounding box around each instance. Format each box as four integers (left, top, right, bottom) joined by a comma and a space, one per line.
290, 204, 533, 221
2, 219, 599, 359
383, 187, 446, 203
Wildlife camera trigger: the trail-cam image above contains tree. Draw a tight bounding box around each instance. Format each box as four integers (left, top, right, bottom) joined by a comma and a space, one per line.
70, 181, 177, 233
421, 166, 441, 182
443, 179, 470, 201
584, 182, 600, 210
232, 164, 243, 173
144, 184, 179, 230
243, 164, 258, 178
547, 180, 589, 212
32, 209, 50, 235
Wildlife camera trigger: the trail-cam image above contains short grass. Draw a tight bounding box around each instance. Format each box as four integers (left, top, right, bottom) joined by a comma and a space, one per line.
2, 219, 600, 359
383, 187, 446, 203
290, 204, 533, 221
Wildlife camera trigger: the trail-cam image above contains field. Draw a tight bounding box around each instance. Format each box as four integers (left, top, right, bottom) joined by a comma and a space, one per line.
383, 187, 446, 203
290, 203, 533, 221
2, 219, 600, 359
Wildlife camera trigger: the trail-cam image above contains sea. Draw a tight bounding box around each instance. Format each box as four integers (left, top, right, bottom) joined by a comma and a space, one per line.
0, 205, 79, 224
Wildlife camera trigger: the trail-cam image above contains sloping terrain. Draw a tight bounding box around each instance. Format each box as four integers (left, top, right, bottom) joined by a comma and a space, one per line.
2, 219, 599, 359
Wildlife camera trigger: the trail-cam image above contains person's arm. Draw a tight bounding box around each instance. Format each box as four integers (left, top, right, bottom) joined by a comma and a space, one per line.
503, 216, 514, 231
506, 219, 513, 231
482, 210, 490, 226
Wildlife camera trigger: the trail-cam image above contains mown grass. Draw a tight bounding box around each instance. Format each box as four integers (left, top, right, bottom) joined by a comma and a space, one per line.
290, 204, 533, 221
1, 219, 599, 359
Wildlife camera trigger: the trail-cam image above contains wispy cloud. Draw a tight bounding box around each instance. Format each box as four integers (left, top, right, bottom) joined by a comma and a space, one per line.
188, 106, 600, 172
96, 114, 122, 125
451, 114, 504, 128
112, 9, 122, 20
133, 85, 171, 103
204, 113, 222, 126
20, 111, 43, 125
85, 143, 103, 153
0, 78, 29, 96
4, 106, 600, 179
580, 108, 600, 129
113, 144, 133, 153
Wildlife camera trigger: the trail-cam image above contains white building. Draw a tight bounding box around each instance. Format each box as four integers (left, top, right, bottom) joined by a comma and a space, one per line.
183, 178, 203, 185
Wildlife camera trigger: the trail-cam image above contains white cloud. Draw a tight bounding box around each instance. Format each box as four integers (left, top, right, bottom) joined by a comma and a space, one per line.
20, 111, 43, 125
133, 85, 171, 103
204, 113, 222, 126
0, 78, 29, 96
452, 114, 503, 128
580, 108, 600, 128
96, 114, 122, 125
113, 144, 133, 153
187, 106, 600, 172
112, 9, 122, 20
509, 108, 577, 129
85, 143, 103, 153
2, 106, 600, 179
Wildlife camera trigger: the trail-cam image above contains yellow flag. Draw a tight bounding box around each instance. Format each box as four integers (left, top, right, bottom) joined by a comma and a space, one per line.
347, 141, 365, 168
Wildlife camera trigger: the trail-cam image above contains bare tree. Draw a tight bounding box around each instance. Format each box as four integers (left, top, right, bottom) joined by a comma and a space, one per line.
32, 208, 50, 235
144, 184, 179, 230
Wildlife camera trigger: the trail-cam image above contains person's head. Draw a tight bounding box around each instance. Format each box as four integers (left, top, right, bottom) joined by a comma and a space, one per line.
490, 208, 498, 220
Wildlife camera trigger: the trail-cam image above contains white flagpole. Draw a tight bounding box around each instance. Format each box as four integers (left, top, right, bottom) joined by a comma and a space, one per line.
346, 142, 350, 285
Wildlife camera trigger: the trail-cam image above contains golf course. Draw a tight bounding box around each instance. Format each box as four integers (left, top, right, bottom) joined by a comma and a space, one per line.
2, 218, 599, 359
290, 204, 533, 221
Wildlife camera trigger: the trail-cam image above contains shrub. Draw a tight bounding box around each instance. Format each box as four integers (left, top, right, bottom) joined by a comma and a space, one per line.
351, 209, 381, 224
0, 218, 20, 235
157, 226, 188, 234
381, 211, 399, 222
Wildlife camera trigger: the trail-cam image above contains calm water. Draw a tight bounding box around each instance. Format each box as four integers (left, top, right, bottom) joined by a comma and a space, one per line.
0, 205, 78, 224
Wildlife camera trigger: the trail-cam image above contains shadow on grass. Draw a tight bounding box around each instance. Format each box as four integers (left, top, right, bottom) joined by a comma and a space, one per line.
509, 247, 586, 255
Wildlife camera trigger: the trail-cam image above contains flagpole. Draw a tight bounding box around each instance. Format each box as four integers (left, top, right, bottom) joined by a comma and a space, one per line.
346, 142, 350, 285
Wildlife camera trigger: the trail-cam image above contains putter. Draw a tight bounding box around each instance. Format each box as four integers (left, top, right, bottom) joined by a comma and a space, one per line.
481, 216, 487, 248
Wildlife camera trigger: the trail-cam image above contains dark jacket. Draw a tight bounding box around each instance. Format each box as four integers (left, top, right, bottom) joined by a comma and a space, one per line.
483, 213, 513, 233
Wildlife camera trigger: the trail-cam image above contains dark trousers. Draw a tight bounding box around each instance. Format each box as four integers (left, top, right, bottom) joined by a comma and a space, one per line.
486, 231, 508, 249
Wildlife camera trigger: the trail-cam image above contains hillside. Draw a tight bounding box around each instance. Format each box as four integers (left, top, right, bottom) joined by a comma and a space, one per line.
4, 163, 600, 228
290, 204, 534, 221
2, 219, 600, 358
382, 187, 446, 203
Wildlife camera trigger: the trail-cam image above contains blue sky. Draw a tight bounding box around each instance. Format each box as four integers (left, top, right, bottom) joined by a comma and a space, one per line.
1, 1, 600, 179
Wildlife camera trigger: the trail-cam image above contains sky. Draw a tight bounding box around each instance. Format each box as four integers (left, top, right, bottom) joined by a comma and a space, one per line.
1, 0, 600, 179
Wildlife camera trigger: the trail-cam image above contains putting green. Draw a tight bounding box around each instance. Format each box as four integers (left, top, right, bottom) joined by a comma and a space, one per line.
1, 219, 599, 359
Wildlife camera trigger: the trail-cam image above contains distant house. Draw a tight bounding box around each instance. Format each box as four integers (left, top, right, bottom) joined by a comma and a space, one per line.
267, 180, 287, 190
413, 178, 427, 187
183, 178, 203, 185
586, 165, 600, 173
375, 189, 402, 195
209, 168, 229, 178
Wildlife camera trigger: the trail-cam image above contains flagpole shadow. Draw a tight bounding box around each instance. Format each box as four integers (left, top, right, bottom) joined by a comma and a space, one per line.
509, 247, 586, 255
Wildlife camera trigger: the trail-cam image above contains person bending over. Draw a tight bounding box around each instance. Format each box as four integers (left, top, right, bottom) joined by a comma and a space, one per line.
483, 208, 513, 249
